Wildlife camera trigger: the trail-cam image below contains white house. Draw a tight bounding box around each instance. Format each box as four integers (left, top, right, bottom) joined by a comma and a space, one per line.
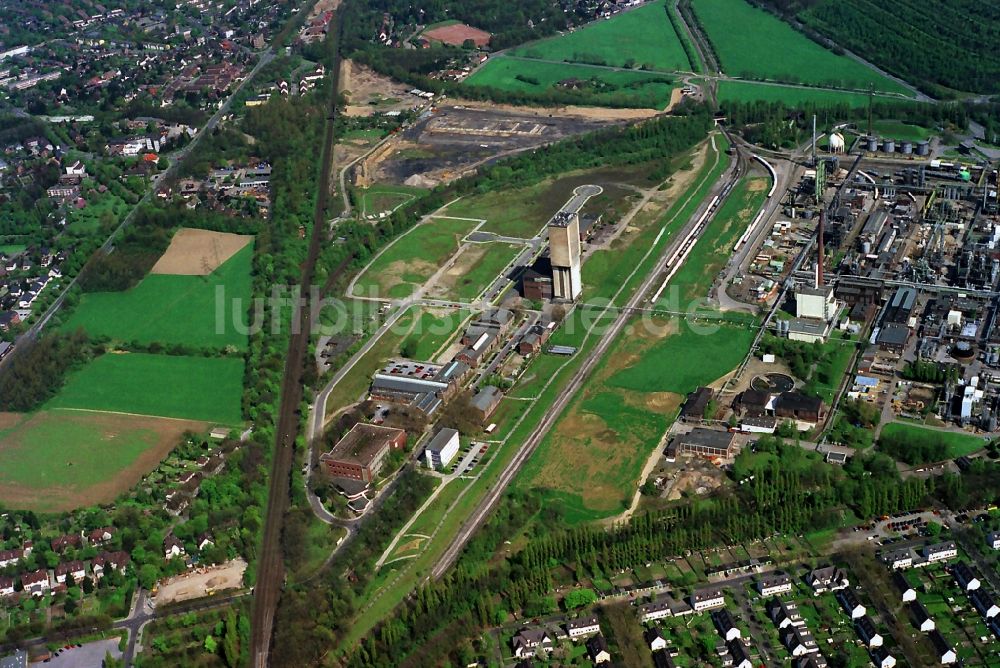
909, 601, 935, 632
768, 599, 804, 629
54, 561, 86, 584
197, 533, 215, 551
713, 610, 741, 642
0, 576, 14, 597
781, 625, 818, 656
986, 531, 1000, 550
639, 600, 673, 623
587, 634, 611, 664
855, 616, 883, 648
882, 548, 913, 570
972, 589, 1000, 619
566, 616, 601, 639
0, 548, 24, 568
691, 587, 726, 612
924, 541, 958, 564
757, 572, 792, 597
65, 160, 86, 176
929, 630, 956, 664
837, 589, 866, 620
952, 563, 981, 592
22, 569, 50, 596
806, 566, 849, 595
512, 628, 553, 659
871, 647, 896, 668
727, 640, 753, 668
892, 572, 916, 603
163, 534, 185, 560
644, 627, 668, 651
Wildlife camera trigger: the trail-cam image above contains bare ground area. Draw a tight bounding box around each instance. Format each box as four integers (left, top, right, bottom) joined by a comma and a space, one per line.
340, 60, 422, 117
426, 243, 490, 298
0, 411, 207, 512
153, 558, 248, 605
450, 97, 663, 121
150, 228, 253, 275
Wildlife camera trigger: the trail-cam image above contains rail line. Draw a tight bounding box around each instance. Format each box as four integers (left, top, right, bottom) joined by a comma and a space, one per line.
732, 154, 777, 253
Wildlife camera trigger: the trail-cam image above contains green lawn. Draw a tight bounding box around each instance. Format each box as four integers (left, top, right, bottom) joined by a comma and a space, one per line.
442, 191, 549, 239
510, 0, 691, 72
64, 192, 129, 239
0, 244, 26, 256
47, 352, 244, 424
359, 184, 426, 217
61, 244, 253, 350
447, 243, 522, 301
464, 57, 677, 109
691, 0, 912, 94
351, 218, 478, 299
872, 119, 935, 142
717, 80, 908, 106
880, 422, 985, 459
402, 308, 472, 360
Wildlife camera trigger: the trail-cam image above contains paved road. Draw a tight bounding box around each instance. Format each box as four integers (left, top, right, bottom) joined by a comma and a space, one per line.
430, 134, 745, 579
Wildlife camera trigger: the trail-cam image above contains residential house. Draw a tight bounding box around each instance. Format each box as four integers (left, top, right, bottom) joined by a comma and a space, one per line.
54, 561, 86, 584
986, 531, 1000, 550
566, 616, 600, 639
22, 569, 50, 596
92, 551, 129, 578
639, 599, 673, 623
923, 541, 957, 564
727, 639, 753, 668
892, 571, 916, 603
909, 601, 935, 632
971, 588, 1000, 619
164, 534, 185, 559
796, 657, 829, 668
0, 548, 24, 568
781, 625, 818, 657
757, 571, 792, 596
512, 628, 553, 659
768, 598, 804, 629
651, 649, 676, 668
928, 630, 956, 664
88, 527, 115, 546
0, 575, 14, 597
713, 610, 741, 641
586, 634, 611, 664
855, 616, 883, 648
836, 589, 866, 619
51, 534, 81, 553
644, 627, 668, 651
691, 586, 726, 612
871, 647, 896, 668
806, 566, 849, 594
881, 548, 912, 570
197, 533, 215, 551
952, 562, 981, 591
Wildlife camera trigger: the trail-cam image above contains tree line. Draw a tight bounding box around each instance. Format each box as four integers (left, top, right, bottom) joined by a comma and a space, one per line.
0, 329, 98, 411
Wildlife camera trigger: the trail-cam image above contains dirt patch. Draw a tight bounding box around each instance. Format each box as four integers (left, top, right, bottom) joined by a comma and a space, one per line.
642, 392, 683, 413
0, 411, 208, 512
150, 228, 253, 276
451, 98, 661, 121
427, 244, 489, 297
376, 258, 438, 293
341, 60, 421, 117
395, 537, 425, 554
423, 23, 491, 48
665, 87, 685, 112
746, 177, 768, 192
153, 559, 247, 605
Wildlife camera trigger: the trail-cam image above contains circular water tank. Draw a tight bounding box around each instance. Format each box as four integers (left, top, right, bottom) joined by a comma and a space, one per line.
862, 240, 871, 254
959, 168, 972, 182
828, 132, 845, 152
867, 136, 879, 152
916, 141, 930, 156
882, 139, 895, 153
953, 341, 977, 362
901, 141, 913, 154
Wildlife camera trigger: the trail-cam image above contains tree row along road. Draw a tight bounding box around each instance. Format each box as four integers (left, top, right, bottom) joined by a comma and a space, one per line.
431, 135, 748, 579
249, 14, 345, 668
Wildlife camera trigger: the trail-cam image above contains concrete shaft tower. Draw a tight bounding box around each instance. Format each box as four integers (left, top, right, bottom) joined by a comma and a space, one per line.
549, 211, 582, 301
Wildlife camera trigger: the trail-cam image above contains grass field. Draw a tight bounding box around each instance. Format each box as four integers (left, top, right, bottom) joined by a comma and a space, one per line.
872, 119, 934, 142
464, 57, 676, 109
0, 410, 207, 512
402, 307, 472, 361
510, 0, 691, 71
880, 422, 985, 459
691, 0, 911, 94
0, 244, 26, 256
351, 218, 478, 299
47, 353, 244, 424
440, 242, 522, 301
61, 244, 253, 350
359, 184, 426, 217
716, 80, 907, 106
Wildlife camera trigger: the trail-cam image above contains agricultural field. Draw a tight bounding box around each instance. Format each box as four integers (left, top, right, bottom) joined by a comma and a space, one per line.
358, 184, 426, 218
464, 57, 677, 109
351, 218, 478, 299
509, 0, 691, 72
433, 242, 522, 301
61, 242, 253, 350
0, 410, 207, 512
716, 80, 905, 106
690, 0, 912, 95
47, 352, 244, 424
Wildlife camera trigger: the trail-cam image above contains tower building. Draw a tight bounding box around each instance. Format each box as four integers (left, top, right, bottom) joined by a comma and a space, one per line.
548, 210, 582, 300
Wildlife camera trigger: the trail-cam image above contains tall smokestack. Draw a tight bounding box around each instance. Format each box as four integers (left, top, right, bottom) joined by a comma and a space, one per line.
812, 114, 817, 166
816, 210, 825, 288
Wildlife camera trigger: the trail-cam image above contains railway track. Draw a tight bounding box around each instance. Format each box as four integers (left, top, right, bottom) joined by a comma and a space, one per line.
249, 15, 344, 668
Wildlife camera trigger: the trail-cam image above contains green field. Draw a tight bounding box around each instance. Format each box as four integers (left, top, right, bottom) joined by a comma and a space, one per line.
691, 0, 911, 94
717, 80, 906, 106
351, 218, 478, 299
443, 190, 548, 239
0, 244, 26, 256
359, 184, 426, 217
402, 307, 472, 361
510, 0, 691, 71
464, 57, 676, 109
880, 422, 985, 460
872, 120, 934, 142
446, 243, 522, 301
61, 244, 253, 350
47, 352, 244, 424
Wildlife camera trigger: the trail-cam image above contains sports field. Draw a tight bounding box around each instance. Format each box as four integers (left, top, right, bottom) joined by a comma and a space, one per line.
691, 0, 911, 94
510, 0, 691, 71
61, 243, 253, 350
352, 218, 478, 299
716, 80, 906, 106
47, 352, 244, 424
0, 410, 207, 512
464, 57, 676, 109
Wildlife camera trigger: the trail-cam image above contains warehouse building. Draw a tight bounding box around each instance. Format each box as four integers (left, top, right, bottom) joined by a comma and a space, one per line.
669, 428, 738, 459
319, 424, 406, 482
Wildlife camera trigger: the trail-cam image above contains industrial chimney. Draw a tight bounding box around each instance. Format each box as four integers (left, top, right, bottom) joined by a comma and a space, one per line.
816, 210, 825, 288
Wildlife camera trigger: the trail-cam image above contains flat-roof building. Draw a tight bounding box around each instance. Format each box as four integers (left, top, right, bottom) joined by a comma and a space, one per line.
423, 428, 460, 470
319, 424, 406, 482
675, 428, 737, 459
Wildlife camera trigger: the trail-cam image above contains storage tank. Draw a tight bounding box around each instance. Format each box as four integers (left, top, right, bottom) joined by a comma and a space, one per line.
828, 132, 845, 153
866, 136, 879, 152
882, 139, 895, 153
916, 141, 930, 156
901, 141, 913, 155
862, 240, 872, 254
